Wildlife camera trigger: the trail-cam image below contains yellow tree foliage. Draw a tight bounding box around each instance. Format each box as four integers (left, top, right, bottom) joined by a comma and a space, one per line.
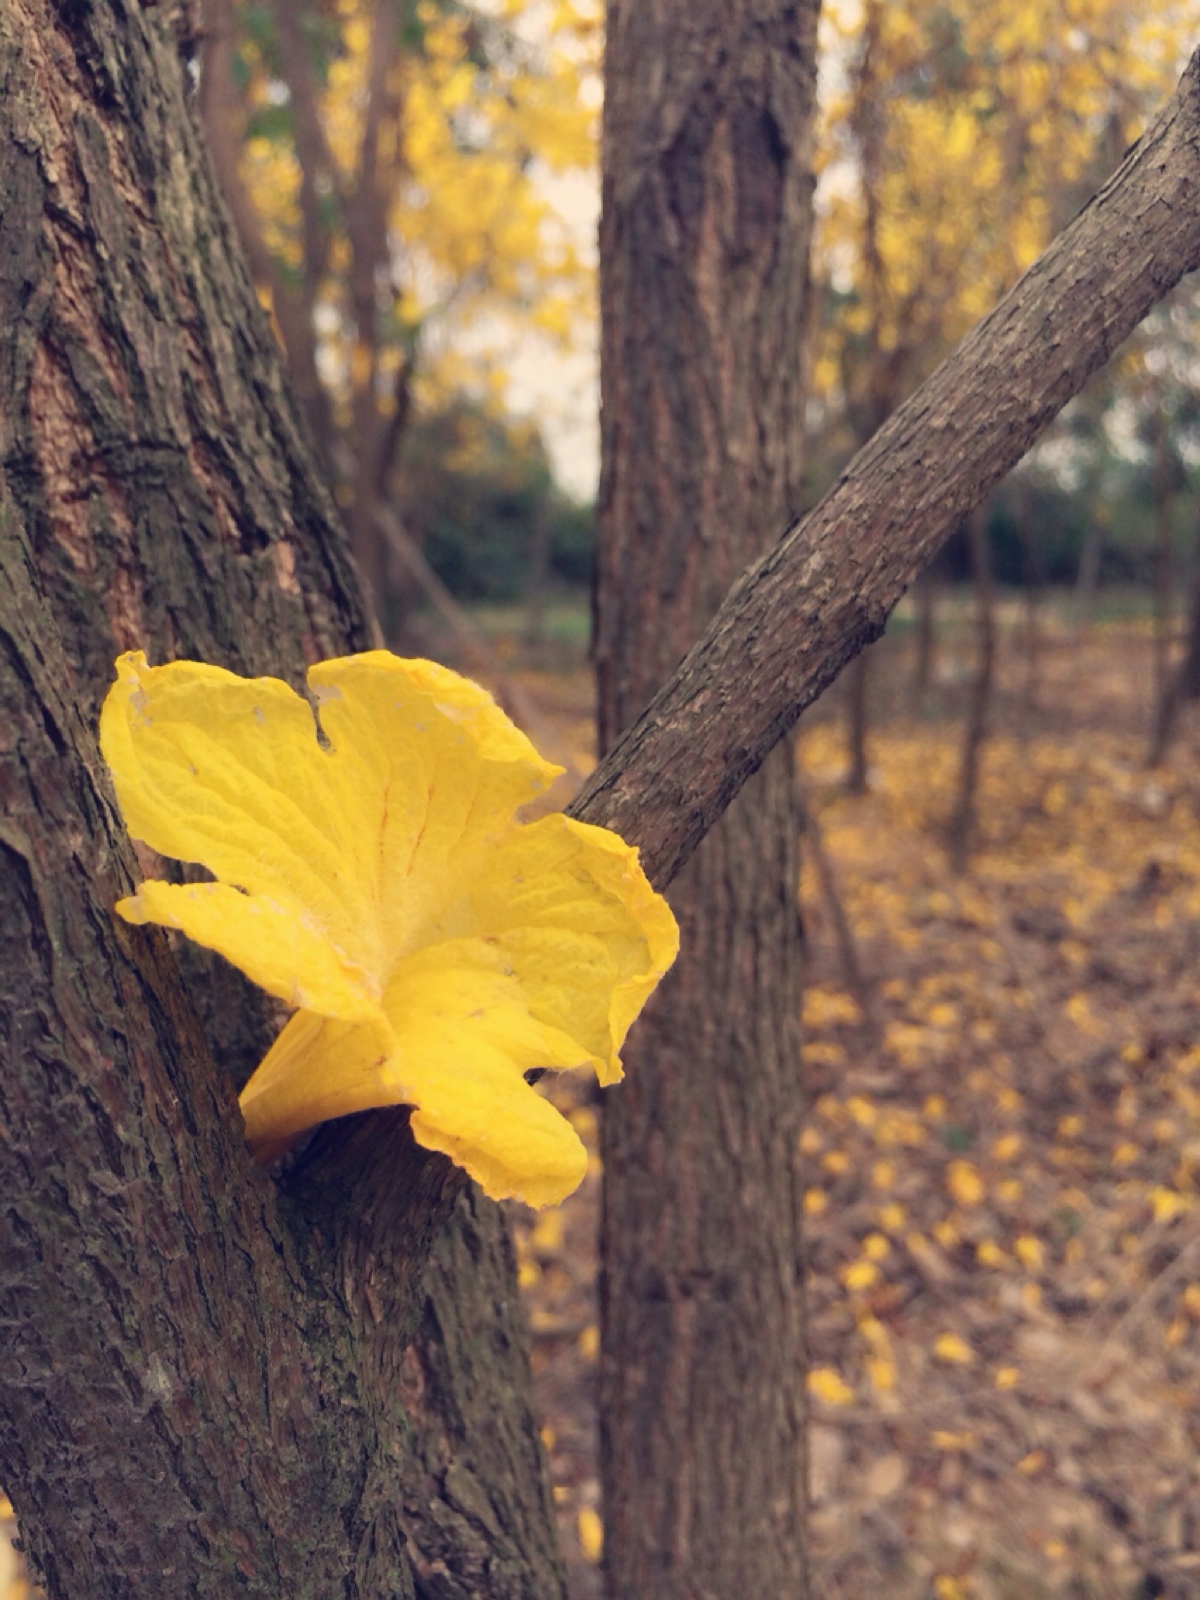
203, 0, 600, 608
813, 0, 1200, 439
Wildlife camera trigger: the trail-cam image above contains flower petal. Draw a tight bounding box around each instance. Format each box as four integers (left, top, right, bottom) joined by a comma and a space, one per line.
117, 881, 387, 1025
100, 652, 385, 994
239, 939, 590, 1206
448, 812, 679, 1084
306, 653, 563, 960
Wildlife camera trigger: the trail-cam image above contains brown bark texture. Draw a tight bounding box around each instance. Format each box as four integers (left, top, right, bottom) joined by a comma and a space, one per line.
0, 5, 565, 1597
595, 3, 818, 1596
573, 44, 1200, 889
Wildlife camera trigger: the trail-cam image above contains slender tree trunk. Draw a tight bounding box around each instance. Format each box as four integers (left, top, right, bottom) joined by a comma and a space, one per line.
0, 7, 566, 1595
1015, 481, 1042, 718
946, 508, 997, 872
1074, 525, 1103, 632
845, 647, 871, 792
1147, 498, 1200, 767
1148, 412, 1176, 763
595, 5, 819, 1596
913, 569, 938, 701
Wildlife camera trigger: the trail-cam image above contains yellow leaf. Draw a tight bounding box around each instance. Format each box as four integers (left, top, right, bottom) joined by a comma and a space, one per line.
808, 1367, 855, 1406
933, 1332, 974, 1365
946, 1159, 984, 1208
1013, 1235, 1044, 1272
100, 651, 678, 1207
577, 1507, 603, 1563
866, 1355, 896, 1394
841, 1260, 881, 1292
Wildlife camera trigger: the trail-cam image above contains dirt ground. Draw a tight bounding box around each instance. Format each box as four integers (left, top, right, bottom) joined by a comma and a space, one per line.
7, 602, 1200, 1600
508, 604, 1200, 1600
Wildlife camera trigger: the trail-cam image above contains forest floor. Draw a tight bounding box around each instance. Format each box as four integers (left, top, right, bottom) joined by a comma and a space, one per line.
501, 602, 1200, 1600
6, 602, 1200, 1600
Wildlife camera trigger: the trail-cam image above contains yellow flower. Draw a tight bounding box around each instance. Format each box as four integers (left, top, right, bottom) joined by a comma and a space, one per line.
99, 651, 678, 1207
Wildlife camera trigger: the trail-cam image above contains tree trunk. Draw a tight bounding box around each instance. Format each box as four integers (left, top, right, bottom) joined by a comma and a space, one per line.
1148, 410, 1176, 765
913, 569, 938, 701
1147, 496, 1200, 768
0, 6, 565, 1596
946, 509, 997, 872
845, 647, 871, 792
595, 4, 818, 1596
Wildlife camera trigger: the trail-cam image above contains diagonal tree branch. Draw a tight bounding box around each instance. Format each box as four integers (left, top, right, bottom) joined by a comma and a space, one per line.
571, 45, 1200, 887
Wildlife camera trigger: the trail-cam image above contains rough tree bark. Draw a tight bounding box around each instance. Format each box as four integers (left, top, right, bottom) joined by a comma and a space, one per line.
594, 4, 818, 1595
0, 5, 564, 1597
6, 5, 1200, 1598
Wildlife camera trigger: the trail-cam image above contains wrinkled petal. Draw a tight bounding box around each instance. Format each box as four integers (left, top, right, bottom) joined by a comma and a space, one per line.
447, 813, 679, 1084
308, 653, 562, 959
118, 881, 387, 1025
100, 651, 384, 985
240, 937, 591, 1206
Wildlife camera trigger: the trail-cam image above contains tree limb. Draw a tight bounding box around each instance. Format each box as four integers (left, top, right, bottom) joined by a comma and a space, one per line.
572, 46, 1200, 886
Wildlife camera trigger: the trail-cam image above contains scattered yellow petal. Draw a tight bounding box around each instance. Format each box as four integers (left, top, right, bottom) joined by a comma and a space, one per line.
804, 1187, 828, 1217
1013, 1235, 1043, 1272
841, 1260, 882, 1292
933, 1578, 968, 1600
808, 1367, 855, 1406
846, 1094, 877, 1128
799, 1126, 824, 1155
1183, 1285, 1200, 1318
933, 1332, 974, 1365
946, 1159, 984, 1208
540, 1425, 556, 1451
1020, 1282, 1043, 1311
976, 1239, 1010, 1269
996, 1178, 1023, 1203
577, 1507, 603, 1564
877, 1202, 906, 1231
924, 1094, 947, 1119
1152, 1187, 1188, 1224
994, 1366, 1020, 1389
991, 1133, 1022, 1162
578, 1324, 600, 1362
518, 1259, 540, 1290
1017, 1449, 1048, 1476
1165, 1317, 1187, 1349
872, 1159, 896, 1190
823, 1150, 850, 1175
1044, 1539, 1067, 1561
931, 1429, 976, 1451
1057, 1115, 1083, 1139
933, 1217, 960, 1249
867, 1356, 896, 1394
1112, 1142, 1140, 1169
862, 1232, 891, 1261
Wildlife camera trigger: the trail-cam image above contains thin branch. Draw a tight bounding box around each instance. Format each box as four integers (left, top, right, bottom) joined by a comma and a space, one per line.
571, 48, 1200, 889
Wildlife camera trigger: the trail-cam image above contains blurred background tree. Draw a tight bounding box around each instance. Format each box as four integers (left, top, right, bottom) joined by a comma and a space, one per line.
199, 0, 600, 627
805, 0, 1200, 847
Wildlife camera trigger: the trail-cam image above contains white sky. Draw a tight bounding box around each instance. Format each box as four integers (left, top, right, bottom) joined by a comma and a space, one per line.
503, 167, 601, 500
